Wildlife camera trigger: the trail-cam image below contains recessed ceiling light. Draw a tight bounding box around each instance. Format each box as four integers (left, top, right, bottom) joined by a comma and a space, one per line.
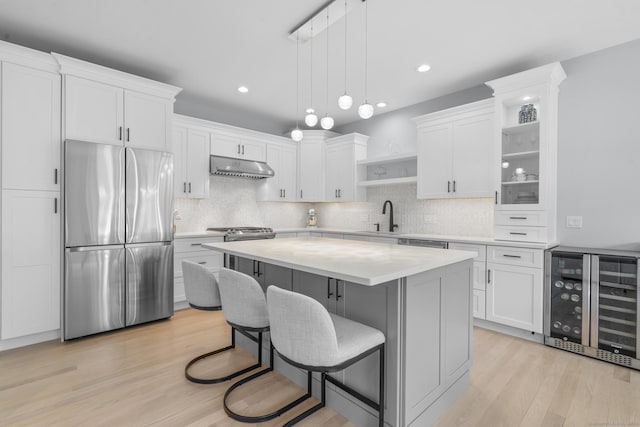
237, 86, 249, 93
522, 95, 531, 101
417, 64, 431, 73
376, 101, 387, 108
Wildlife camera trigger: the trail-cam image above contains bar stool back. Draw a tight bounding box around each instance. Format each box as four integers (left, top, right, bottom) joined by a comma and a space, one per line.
267, 285, 386, 427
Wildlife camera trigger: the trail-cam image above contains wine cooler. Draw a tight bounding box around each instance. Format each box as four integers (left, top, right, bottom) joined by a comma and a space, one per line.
544, 247, 640, 370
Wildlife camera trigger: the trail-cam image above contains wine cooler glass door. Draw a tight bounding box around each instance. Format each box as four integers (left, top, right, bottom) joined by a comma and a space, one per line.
592, 255, 639, 358
548, 252, 590, 344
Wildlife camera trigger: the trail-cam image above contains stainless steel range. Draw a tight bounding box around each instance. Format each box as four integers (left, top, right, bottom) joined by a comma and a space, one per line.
206, 227, 276, 242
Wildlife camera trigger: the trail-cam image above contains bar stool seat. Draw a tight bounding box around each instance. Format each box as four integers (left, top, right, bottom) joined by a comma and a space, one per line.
182, 261, 261, 385
267, 285, 386, 427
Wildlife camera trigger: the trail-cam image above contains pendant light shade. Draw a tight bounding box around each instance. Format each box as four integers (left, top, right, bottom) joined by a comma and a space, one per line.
358, 102, 374, 119
304, 109, 318, 127
320, 115, 334, 130
337, 0, 352, 111
291, 32, 304, 142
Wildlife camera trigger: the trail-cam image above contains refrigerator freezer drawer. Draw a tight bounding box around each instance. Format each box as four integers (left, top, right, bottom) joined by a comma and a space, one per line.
125, 148, 174, 244
64, 246, 125, 339
125, 243, 174, 326
65, 140, 125, 247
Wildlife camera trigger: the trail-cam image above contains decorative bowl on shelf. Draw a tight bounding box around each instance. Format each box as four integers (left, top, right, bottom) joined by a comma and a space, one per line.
526, 173, 538, 181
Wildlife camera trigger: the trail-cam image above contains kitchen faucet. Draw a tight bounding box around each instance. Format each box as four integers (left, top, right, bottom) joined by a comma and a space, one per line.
382, 200, 398, 232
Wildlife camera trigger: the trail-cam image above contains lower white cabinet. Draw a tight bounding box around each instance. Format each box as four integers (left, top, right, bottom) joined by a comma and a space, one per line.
1, 190, 60, 339
449, 242, 487, 320
473, 289, 486, 319
174, 236, 223, 303
486, 251, 543, 333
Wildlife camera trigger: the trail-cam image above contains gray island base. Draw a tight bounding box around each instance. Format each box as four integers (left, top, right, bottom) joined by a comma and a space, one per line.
203, 237, 474, 427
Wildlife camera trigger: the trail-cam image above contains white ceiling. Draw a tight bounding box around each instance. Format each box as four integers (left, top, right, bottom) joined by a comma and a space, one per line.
1, 0, 640, 135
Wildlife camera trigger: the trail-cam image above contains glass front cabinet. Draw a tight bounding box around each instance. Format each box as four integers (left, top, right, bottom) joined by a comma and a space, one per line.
486, 63, 566, 243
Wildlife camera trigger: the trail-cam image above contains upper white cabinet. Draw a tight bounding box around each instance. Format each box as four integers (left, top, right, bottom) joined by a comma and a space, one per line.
258, 140, 297, 201
486, 62, 566, 243
325, 133, 368, 202
210, 131, 266, 162
297, 130, 338, 202
414, 99, 494, 199
173, 117, 210, 199
1, 61, 61, 191
54, 53, 181, 151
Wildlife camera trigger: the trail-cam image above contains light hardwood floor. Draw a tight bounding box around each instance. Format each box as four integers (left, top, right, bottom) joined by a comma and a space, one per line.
1, 308, 639, 426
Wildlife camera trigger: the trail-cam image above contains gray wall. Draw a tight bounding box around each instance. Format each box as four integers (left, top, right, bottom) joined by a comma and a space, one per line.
557, 38, 640, 249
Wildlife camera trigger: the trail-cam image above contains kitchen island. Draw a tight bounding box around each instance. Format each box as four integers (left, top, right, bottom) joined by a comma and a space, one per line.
203, 236, 475, 427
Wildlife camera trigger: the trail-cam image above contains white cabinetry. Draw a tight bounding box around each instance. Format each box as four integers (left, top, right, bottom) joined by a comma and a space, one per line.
449, 242, 487, 320
414, 99, 494, 199
325, 133, 368, 202
486, 245, 544, 333
210, 130, 266, 162
54, 53, 181, 151
1, 62, 61, 191
258, 141, 297, 201
1, 190, 60, 339
173, 117, 211, 199
486, 62, 566, 243
297, 130, 338, 202
174, 236, 224, 304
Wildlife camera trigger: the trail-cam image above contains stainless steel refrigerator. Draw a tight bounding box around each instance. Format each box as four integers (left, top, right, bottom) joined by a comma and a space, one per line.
64, 140, 174, 340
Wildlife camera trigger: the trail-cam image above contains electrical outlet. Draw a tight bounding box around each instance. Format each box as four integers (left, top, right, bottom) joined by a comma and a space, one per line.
423, 214, 436, 224
566, 216, 583, 228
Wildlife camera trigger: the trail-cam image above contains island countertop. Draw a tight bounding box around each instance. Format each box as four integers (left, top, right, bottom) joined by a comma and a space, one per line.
203, 236, 475, 286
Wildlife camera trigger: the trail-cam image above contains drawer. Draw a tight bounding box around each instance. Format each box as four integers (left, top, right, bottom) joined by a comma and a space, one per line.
494, 225, 547, 244
449, 242, 486, 262
174, 252, 223, 277
174, 236, 224, 253
495, 211, 548, 227
487, 246, 543, 268
473, 289, 486, 320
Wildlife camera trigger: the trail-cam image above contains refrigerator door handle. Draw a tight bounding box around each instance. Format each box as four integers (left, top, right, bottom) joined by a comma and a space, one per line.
582, 254, 591, 346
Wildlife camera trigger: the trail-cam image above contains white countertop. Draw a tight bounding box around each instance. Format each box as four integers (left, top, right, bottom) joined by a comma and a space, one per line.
202, 236, 475, 286
174, 231, 226, 239
274, 227, 557, 249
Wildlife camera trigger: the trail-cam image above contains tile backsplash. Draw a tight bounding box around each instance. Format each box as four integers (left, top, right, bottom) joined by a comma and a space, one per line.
314, 184, 494, 237
175, 178, 493, 237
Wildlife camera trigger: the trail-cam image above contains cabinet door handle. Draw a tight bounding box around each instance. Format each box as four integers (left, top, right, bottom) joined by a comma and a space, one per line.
126, 128, 130, 142
335, 189, 338, 198
509, 232, 527, 236
190, 243, 202, 246
241, 145, 245, 155
503, 254, 522, 259
448, 181, 451, 193
183, 182, 187, 193
119, 126, 123, 141
197, 261, 207, 265
283, 189, 286, 198
495, 191, 498, 205
237, 144, 241, 154
509, 216, 527, 220
54, 168, 58, 185
487, 269, 491, 284
54, 197, 58, 214
300, 190, 303, 199
338, 189, 341, 198
327, 278, 334, 299
453, 180, 456, 192
335, 279, 342, 301
188, 182, 192, 193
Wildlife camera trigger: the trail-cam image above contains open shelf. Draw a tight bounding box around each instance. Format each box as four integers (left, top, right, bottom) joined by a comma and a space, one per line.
502, 150, 540, 159
357, 152, 417, 166
502, 180, 539, 185
502, 121, 540, 136
357, 152, 417, 186
358, 176, 417, 187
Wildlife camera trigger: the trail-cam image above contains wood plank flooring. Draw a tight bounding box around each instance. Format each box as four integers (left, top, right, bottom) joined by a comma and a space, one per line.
1, 308, 640, 426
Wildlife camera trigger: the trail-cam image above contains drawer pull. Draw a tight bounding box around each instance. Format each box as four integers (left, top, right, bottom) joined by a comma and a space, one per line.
503, 254, 522, 259
509, 216, 527, 220
190, 243, 202, 246
509, 232, 527, 236
197, 261, 207, 265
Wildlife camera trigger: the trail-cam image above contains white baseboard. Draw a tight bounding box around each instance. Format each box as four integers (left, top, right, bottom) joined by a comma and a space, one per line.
0, 329, 60, 352
474, 319, 544, 344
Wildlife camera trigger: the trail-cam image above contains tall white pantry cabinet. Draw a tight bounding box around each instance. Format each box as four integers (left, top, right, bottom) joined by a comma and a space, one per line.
0, 40, 181, 350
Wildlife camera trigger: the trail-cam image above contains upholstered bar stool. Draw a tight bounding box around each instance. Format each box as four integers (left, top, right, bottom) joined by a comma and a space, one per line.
217, 268, 309, 423
182, 260, 261, 384
266, 285, 386, 427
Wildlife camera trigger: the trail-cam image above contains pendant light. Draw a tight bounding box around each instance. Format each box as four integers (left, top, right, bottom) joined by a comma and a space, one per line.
358, 0, 374, 119
304, 22, 318, 127
291, 32, 304, 142
337, 0, 353, 110
320, 8, 334, 130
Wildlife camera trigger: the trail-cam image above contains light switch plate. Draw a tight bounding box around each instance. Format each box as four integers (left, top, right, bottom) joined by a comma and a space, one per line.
566, 216, 583, 228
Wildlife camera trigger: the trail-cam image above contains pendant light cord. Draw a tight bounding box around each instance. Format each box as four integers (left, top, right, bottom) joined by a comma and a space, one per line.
364, 0, 368, 101
310, 23, 314, 108
326, 9, 330, 112
296, 32, 300, 127
344, 0, 348, 93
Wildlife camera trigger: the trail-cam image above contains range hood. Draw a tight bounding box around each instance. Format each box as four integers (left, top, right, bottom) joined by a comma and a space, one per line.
209, 155, 275, 179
